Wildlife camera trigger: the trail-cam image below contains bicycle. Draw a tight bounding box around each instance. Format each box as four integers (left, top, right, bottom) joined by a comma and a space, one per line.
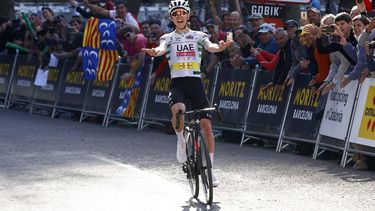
175, 104, 222, 205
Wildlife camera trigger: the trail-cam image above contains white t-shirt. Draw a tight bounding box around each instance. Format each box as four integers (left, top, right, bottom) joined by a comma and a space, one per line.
159, 29, 211, 79
108, 10, 139, 30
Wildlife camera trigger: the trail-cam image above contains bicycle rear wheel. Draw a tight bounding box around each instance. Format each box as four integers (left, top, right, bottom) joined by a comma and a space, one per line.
198, 131, 213, 205
184, 131, 199, 198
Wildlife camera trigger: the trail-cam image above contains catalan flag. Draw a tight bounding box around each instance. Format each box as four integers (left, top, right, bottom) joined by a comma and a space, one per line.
82, 17, 118, 81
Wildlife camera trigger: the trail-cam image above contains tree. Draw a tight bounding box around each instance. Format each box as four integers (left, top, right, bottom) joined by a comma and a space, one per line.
0, 0, 15, 19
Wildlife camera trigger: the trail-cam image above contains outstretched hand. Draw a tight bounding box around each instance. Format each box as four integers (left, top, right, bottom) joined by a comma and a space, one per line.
141, 48, 160, 57
218, 40, 233, 51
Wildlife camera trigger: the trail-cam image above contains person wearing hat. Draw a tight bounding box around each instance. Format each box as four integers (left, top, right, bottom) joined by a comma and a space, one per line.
248, 13, 264, 47
284, 19, 299, 40
231, 23, 278, 67
307, 7, 321, 26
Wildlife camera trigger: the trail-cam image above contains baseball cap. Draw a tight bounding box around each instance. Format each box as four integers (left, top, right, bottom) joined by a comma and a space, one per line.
307, 7, 320, 14
258, 23, 275, 33
248, 13, 263, 20
284, 19, 299, 29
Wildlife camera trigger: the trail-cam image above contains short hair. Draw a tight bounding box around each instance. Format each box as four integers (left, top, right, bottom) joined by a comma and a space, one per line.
41, 7, 54, 15
69, 18, 82, 25
115, 0, 127, 7
352, 14, 370, 26
150, 19, 161, 26
321, 14, 335, 25
275, 27, 288, 37
141, 21, 150, 26
335, 12, 352, 24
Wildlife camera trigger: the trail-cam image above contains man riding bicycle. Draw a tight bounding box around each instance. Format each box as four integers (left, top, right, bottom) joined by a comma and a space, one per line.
143, 0, 232, 187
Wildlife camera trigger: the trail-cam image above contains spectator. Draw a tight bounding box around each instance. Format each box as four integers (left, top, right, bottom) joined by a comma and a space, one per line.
299, 24, 330, 87
254, 28, 293, 88
119, 27, 147, 80
307, 7, 321, 26
229, 11, 242, 31
341, 15, 370, 88
41, 7, 56, 30
83, 0, 140, 33
284, 19, 299, 40
316, 12, 357, 93
231, 23, 278, 68
247, 13, 264, 47
188, 14, 203, 31
141, 21, 151, 38
220, 12, 231, 32
284, 26, 309, 86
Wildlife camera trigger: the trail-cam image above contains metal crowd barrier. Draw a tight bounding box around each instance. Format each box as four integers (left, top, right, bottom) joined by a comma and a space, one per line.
1, 53, 375, 168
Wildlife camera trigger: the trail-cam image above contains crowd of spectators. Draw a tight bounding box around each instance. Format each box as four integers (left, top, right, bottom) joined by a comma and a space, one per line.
0, 0, 374, 170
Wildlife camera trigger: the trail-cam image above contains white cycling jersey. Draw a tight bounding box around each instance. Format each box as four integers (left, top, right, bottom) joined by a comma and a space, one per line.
159, 29, 211, 79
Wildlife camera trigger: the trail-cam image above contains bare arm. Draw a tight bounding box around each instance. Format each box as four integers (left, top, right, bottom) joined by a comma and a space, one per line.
204, 39, 233, 53
83, 0, 111, 18
142, 39, 167, 57
207, 0, 222, 26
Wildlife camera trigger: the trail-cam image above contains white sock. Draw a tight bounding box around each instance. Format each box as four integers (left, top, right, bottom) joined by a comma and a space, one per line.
176, 131, 184, 142
210, 153, 214, 168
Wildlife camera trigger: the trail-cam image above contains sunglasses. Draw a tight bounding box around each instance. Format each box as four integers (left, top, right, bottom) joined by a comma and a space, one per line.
171, 9, 188, 17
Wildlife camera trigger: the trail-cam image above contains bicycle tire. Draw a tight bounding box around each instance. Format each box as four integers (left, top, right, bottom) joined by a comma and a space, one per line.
185, 130, 199, 198
198, 131, 213, 205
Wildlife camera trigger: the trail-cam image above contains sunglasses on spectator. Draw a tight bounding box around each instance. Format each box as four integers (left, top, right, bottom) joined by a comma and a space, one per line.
171, 9, 188, 17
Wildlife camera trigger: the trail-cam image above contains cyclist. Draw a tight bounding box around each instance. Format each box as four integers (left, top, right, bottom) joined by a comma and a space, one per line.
143, 0, 232, 187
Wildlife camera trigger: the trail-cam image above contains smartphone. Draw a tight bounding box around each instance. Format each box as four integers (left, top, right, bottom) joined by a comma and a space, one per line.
226, 32, 233, 42
330, 35, 341, 43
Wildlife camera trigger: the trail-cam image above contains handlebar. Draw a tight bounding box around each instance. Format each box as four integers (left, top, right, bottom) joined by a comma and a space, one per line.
175, 104, 222, 130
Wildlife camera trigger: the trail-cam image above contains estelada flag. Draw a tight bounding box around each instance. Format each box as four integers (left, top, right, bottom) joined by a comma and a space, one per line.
82, 17, 118, 81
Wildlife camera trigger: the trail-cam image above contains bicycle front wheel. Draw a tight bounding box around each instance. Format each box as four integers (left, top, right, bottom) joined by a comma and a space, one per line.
185, 131, 199, 198
198, 131, 213, 205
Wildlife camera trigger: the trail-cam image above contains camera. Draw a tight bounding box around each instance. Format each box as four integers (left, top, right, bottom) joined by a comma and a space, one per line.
323, 25, 335, 33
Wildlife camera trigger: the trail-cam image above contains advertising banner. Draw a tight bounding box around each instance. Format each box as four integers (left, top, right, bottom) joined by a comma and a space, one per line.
34, 65, 63, 105
283, 74, 320, 139
350, 78, 375, 147
246, 69, 289, 135
84, 77, 113, 113
319, 79, 358, 140
212, 67, 252, 128
10, 55, 38, 102
144, 67, 171, 120
56, 60, 88, 110
0, 55, 13, 99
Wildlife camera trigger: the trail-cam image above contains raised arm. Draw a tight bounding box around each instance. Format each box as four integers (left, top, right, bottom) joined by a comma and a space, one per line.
83, 0, 111, 18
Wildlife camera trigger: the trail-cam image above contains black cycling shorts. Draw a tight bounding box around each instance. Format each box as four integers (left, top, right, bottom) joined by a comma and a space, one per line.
169, 77, 211, 120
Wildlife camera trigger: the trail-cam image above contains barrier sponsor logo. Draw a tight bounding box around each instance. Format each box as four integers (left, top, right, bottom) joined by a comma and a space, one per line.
0, 63, 10, 77
65, 71, 85, 85
153, 77, 170, 104
256, 85, 286, 115
292, 87, 319, 121
218, 81, 246, 111
319, 80, 358, 140
358, 86, 375, 139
